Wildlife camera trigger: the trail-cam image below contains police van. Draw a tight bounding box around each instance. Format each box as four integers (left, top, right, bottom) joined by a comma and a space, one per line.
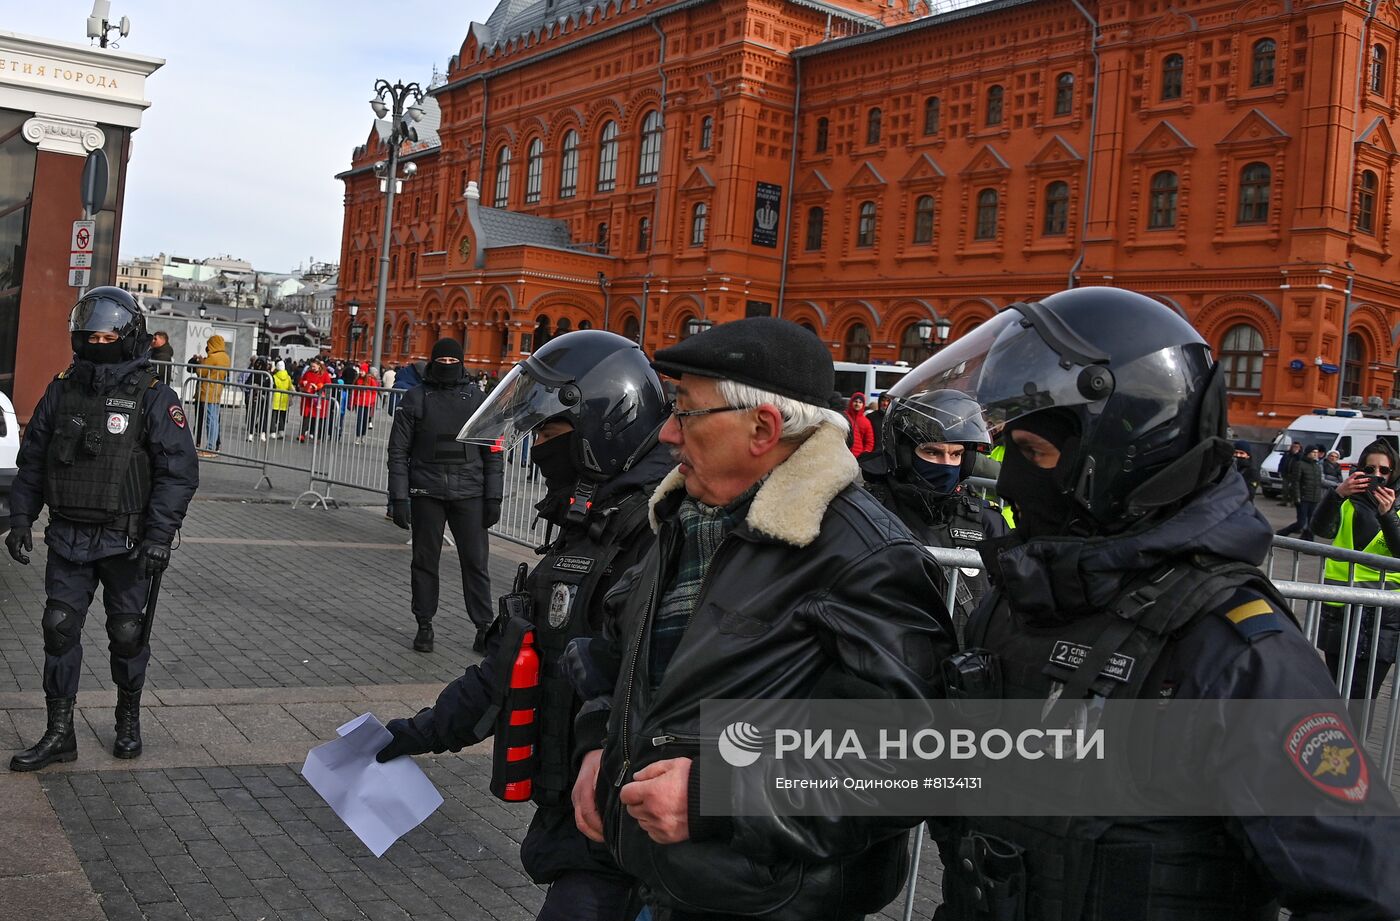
0, 391, 18, 521
1259, 408, 1400, 496
833, 362, 913, 401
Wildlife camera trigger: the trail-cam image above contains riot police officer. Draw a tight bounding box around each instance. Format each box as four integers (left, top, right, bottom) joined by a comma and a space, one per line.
375, 330, 672, 921
906, 287, 1400, 919
860, 388, 1007, 632
5, 287, 198, 770
387, 337, 503, 653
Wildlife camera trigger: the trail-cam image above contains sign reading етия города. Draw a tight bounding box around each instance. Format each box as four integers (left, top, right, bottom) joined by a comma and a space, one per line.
0, 48, 146, 106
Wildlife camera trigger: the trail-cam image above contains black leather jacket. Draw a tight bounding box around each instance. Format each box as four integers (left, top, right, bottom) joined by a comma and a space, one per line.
577, 424, 955, 919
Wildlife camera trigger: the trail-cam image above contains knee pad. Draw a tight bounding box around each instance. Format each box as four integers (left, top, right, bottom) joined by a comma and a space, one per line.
107, 614, 145, 659
41, 604, 83, 656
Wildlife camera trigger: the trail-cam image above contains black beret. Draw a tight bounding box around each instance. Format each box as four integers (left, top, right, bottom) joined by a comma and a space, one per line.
651, 317, 834, 407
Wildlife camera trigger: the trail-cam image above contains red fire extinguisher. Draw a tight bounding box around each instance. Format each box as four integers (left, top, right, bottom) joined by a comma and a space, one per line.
502, 629, 540, 802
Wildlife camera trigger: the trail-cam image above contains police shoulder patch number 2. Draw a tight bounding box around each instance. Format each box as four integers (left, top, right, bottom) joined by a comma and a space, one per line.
1286, 712, 1369, 803
168, 405, 187, 428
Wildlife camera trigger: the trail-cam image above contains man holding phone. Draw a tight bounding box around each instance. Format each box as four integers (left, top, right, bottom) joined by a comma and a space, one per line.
1310, 439, 1400, 731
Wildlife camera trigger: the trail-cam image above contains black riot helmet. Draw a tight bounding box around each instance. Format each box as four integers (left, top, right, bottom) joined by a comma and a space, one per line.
457, 329, 668, 484
896, 287, 1230, 534
70, 286, 149, 359
881, 387, 992, 482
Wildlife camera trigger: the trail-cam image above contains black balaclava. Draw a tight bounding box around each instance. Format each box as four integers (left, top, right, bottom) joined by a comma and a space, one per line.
532, 433, 580, 525
910, 454, 961, 495
76, 339, 125, 364
427, 337, 464, 385
997, 408, 1081, 539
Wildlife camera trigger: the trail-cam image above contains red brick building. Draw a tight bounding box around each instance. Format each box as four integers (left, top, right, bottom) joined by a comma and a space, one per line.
336, 0, 1400, 436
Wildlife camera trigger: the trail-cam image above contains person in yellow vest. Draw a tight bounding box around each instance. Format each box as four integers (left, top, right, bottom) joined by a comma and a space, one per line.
1310, 438, 1400, 730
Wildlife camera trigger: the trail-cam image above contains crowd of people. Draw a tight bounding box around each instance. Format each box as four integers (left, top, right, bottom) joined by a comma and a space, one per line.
6, 286, 1400, 921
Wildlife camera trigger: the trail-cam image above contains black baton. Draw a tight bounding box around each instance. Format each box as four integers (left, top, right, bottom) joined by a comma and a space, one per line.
139, 570, 163, 649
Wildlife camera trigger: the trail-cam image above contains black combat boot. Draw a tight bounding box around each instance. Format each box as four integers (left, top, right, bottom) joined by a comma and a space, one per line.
413, 622, 434, 653
10, 697, 77, 771
113, 688, 142, 759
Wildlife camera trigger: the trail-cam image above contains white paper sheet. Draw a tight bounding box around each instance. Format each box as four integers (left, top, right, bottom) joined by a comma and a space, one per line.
300, 712, 444, 857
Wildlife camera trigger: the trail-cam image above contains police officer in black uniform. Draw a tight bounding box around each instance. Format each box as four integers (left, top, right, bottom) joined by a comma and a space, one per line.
906, 287, 1400, 920
387, 337, 503, 653
6, 287, 198, 770
375, 331, 672, 921
860, 388, 1007, 632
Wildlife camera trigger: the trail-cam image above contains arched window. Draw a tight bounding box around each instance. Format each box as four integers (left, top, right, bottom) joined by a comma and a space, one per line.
700, 116, 713, 150
856, 201, 877, 248
1219, 324, 1265, 392
1043, 182, 1070, 236
493, 146, 511, 207
390, 253, 399, 281
1344, 333, 1366, 401
596, 222, 610, 255
579, 320, 593, 330
559, 130, 579, 197
596, 121, 618, 192
1251, 38, 1276, 87
900, 322, 934, 365
799, 322, 818, 336
1357, 170, 1379, 234
913, 195, 936, 244
844, 324, 871, 363
866, 107, 883, 145
805, 206, 825, 251
1148, 171, 1179, 229
637, 110, 662, 185
401, 323, 412, 355
678, 314, 698, 340
815, 117, 829, 153
408, 252, 417, 278
1161, 54, 1184, 100
1373, 44, 1387, 94
986, 85, 1004, 126
923, 96, 941, 135
1237, 162, 1271, 224
637, 216, 651, 252
690, 202, 708, 247
1054, 73, 1074, 116
525, 138, 543, 204
623, 315, 641, 343
975, 189, 998, 240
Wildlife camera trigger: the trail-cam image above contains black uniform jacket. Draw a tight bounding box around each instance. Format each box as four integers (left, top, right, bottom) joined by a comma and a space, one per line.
9, 353, 198, 563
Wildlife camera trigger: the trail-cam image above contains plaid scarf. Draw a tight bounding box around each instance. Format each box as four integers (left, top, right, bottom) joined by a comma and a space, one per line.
648, 482, 760, 688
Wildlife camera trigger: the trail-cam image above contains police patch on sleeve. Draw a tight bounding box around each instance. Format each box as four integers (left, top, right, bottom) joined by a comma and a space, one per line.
168, 405, 187, 428
1285, 712, 1369, 803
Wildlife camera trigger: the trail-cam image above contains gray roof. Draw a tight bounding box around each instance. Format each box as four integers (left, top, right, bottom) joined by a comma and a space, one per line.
477, 206, 572, 248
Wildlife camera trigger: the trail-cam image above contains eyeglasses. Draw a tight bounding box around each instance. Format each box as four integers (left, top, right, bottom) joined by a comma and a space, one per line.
1363, 464, 1393, 475
666, 400, 748, 428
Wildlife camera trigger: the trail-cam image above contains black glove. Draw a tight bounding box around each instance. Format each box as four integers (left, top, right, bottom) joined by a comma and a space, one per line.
376, 717, 432, 763
391, 499, 411, 530
5, 526, 32, 565
483, 499, 502, 528
131, 539, 172, 578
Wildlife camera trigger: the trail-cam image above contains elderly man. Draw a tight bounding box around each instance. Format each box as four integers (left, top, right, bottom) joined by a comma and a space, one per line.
569, 317, 954, 921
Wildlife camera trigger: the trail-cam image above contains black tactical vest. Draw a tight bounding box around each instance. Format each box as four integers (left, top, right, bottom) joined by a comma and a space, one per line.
945, 557, 1287, 921
524, 490, 653, 808
924, 494, 995, 625
44, 369, 155, 529
411, 384, 479, 465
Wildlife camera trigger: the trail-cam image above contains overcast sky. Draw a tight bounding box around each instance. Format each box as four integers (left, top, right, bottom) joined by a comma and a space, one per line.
9, 1, 497, 273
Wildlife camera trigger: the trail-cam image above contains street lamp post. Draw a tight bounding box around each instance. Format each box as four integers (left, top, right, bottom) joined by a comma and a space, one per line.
348, 300, 361, 359
261, 304, 272, 358
368, 79, 425, 375
685, 316, 714, 338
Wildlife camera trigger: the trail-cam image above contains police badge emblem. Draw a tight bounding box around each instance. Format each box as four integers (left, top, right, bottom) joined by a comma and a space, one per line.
548, 583, 576, 628
106, 412, 129, 434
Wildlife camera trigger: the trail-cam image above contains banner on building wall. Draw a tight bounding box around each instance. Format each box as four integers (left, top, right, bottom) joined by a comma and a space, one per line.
752, 183, 782, 248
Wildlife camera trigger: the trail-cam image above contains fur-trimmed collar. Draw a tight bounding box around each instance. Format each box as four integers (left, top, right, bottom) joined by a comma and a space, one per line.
648, 423, 860, 547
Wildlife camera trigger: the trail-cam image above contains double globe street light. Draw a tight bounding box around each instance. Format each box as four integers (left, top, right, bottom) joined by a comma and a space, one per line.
366, 79, 425, 375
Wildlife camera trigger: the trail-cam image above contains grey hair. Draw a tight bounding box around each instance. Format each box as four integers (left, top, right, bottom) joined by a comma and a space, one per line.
716, 379, 850, 441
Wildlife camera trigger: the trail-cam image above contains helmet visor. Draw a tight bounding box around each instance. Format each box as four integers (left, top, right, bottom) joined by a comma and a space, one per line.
888, 306, 1106, 430
457, 363, 571, 450
70, 296, 138, 335
889, 394, 990, 450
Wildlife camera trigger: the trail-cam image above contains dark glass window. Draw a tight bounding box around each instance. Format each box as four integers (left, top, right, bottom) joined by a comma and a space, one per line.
637, 216, 651, 251
1043, 182, 1070, 235
690, 203, 708, 246
913, 195, 935, 244
1251, 38, 1276, 87
986, 85, 1004, 126
857, 201, 877, 247
1343, 333, 1366, 400
597, 121, 618, 192
1054, 73, 1074, 116
525, 138, 543, 204
844, 323, 870, 362
815, 117, 829, 153
493, 146, 511, 207
637, 110, 662, 185
805, 207, 824, 251
1373, 45, 1387, 94
1237, 162, 1271, 224
866, 108, 882, 145
1220, 324, 1265, 392
975, 189, 998, 240
596, 222, 610, 255
1162, 54, 1184, 100
1358, 170, 1379, 234
700, 116, 713, 150
923, 97, 941, 135
559, 130, 579, 197
1148, 171, 1179, 229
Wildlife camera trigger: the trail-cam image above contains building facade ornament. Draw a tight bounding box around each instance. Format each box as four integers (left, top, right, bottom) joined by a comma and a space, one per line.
21, 114, 106, 157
